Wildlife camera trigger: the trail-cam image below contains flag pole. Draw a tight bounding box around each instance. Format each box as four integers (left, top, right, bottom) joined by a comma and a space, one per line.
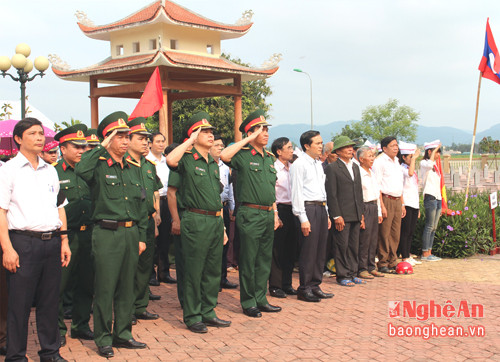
464, 71, 483, 207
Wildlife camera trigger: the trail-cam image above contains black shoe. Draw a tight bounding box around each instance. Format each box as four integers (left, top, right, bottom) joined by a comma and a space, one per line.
283, 287, 298, 295
112, 338, 147, 349
0, 346, 6, 356
220, 280, 238, 289
60, 335, 66, 347
41, 353, 68, 362
202, 317, 231, 327
131, 315, 137, 325
269, 288, 287, 298
379, 266, 396, 274
97, 345, 114, 358
63, 308, 72, 320
187, 322, 208, 333
243, 307, 262, 318
135, 310, 159, 320
159, 275, 177, 284
297, 291, 321, 303
258, 303, 282, 313
149, 293, 161, 301
71, 329, 94, 340
149, 278, 160, 286
312, 289, 334, 299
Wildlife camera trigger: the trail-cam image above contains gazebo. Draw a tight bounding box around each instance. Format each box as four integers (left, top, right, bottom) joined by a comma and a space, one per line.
50, 0, 280, 142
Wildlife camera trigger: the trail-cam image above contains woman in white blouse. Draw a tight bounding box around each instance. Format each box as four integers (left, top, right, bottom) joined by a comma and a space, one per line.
420, 141, 443, 262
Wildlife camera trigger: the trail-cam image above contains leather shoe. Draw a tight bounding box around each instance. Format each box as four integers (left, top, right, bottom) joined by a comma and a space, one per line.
149, 293, 161, 301
187, 322, 208, 333
283, 287, 298, 295
71, 329, 94, 340
159, 275, 177, 284
220, 280, 238, 289
131, 315, 137, 325
149, 278, 160, 286
269, 288, 287, 298
297, 291, 321, 303
60, 335, 66, 347
202, 317, 231, 327
312, 289, 334, 299
258, 303, 282, 313
40, 353, 68, 362
135, 310, 159, 320
243, 307, 262, 318
112, 338, 147, 349
97, 345, 114, 358
379, 266, 396, 274
0, 345, 6, 356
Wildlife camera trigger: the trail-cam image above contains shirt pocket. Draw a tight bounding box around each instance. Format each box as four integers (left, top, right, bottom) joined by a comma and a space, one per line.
268, 164, 277, 185
249, 162, 262, 172
60, 182, 78, 201
104, 177, 122, 200
129, 178, 145, 201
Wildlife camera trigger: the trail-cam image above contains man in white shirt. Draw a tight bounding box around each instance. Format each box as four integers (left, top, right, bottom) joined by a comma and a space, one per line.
0, 118, 71, 362
268, 137, 298, 298
290, 131, 333, 303
372, 136, 406, 274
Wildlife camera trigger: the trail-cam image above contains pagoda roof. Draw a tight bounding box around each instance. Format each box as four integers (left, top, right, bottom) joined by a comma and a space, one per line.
51, 51, 279, 83
78, 1, 253, 41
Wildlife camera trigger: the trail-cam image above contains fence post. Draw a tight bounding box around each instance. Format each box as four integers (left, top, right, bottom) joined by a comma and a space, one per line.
443, 154, 451, 174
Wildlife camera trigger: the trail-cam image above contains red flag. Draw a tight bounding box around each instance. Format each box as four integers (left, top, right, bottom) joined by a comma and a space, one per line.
478, 18, 500, 84
129, 67, 163, 120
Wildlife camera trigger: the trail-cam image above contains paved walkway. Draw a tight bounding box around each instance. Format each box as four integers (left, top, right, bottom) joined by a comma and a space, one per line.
22, 255, 500, 361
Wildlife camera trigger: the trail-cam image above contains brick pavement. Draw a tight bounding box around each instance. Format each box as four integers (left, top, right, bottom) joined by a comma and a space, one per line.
19, 255, 500, 361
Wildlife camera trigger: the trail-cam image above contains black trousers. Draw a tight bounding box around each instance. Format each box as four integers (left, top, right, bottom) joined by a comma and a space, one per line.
333, 221, 361, 282
6, 232, 62, 361
156, 198, 173, 278
0, 251, 7, 350
220, 203, 231, 284
298, 204, 328, 293
269, 204, 298, 290
399, 206, 419, 259
358, 202, 379, 273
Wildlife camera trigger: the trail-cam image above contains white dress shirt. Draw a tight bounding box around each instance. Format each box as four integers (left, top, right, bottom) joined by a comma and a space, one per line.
340, 158, 354, 180
401, 163, 420, 209
0, 152, 65, 231
420, 159, 442, 200
147, 151, 169, 196
359, 166, 382, 217
275, 159, 292, 205
290, 153, 328, 223
218, 159, 235, 211
372, 152, 404, 197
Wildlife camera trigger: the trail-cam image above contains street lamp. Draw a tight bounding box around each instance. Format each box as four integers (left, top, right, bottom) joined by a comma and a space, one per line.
0, 43, 49, 119
293, 68, 313, 129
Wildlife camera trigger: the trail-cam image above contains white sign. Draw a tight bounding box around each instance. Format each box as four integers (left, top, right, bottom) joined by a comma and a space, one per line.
490, 192, 498, 210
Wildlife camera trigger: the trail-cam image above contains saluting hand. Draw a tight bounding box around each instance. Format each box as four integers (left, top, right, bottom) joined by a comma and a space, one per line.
3, 247, 19, 273
188, 127, 202, 144
101, 129, 118, 149
247, 125, 264, 140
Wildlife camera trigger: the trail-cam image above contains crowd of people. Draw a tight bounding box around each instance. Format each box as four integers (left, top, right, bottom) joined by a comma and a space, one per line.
0, 111, 444, 361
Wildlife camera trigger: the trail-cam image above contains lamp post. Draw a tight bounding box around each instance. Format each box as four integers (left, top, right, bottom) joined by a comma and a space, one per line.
0, 43, 49, 119
293, 68, 313, 129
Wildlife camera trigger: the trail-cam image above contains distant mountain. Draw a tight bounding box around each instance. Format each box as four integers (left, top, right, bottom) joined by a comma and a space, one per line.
268, 121, 500, 146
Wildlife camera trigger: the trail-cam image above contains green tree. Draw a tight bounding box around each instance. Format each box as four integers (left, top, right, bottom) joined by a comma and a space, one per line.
0, 103, 13, 121
332, 124, 363, 141
53, 117, 82, 132
348, 99, 419, 143
479, 136, 500, 169
145, 54, 273, 144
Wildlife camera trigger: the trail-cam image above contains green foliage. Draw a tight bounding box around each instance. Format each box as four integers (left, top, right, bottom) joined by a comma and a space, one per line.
347, 98, 419, 143
0, 103, 13, 121
479, 136, 500, 170
411, 192, 498, 258
332, 124, 363, 141
449, 142, 478, 153
53, 117, 82, 132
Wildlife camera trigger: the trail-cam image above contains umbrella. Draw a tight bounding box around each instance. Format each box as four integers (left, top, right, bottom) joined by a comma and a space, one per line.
0, 119, 56, 156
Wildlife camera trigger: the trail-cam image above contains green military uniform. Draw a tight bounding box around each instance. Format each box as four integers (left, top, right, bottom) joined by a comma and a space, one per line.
174, 113, 224, 327
226, 110, 277, 310
54, 124, 94, 338
126, 118, 163, 316
75, 111, 148, 348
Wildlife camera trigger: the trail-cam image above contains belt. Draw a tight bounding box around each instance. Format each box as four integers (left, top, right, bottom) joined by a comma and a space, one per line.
382, 194, 400, 200
364, 200, 378, 205
305, 201, 326, 206
188, 208, 222, 217
242, 203, 273, 211
160, 195, 168, 201
77, 224, 90, 231
11, 229, 68, 241
97, 220, 136, 229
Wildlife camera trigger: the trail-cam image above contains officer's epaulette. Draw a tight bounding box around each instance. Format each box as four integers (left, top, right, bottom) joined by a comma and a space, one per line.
241, 147, 250, 150
99, 156, 107, 160
265, 149, 275, 158
146, 158, 156, 166
51, 161, 58, 167
184, 150, 192, 154
126, 156, 141, 168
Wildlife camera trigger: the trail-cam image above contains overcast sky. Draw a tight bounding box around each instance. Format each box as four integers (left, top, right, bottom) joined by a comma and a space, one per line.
1, 0, 500, 133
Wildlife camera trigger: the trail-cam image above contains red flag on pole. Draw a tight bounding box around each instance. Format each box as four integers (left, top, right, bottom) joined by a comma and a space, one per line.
129, 67, 163, 120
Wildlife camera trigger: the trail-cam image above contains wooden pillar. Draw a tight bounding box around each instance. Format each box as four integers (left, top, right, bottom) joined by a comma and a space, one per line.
167, 98, 173, 144
234, 75, 242, 142
90, 77, 99, 129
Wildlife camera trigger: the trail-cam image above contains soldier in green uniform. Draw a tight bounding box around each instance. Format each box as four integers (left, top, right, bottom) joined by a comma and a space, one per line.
220, 109, 281, 318
53, 125, 95, 347
166, 112, 229, 334
125, 118, 163, 322
85, 128, 100, 151
75, 111, 148, 358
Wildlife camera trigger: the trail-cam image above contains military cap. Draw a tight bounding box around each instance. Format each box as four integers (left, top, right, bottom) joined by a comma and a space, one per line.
128, 117, 151, 136
184, 111, 215, 138
42, 141, 59, 152
332, 135, 356, 152
55, 124, 88, 146
85, 128, 100, 144
97, 111, 130, 138
352, 137, 366, 149
239, 109, 272, 133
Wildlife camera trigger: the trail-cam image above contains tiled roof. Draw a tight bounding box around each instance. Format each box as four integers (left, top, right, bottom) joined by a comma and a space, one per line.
78, 1, 252, 35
